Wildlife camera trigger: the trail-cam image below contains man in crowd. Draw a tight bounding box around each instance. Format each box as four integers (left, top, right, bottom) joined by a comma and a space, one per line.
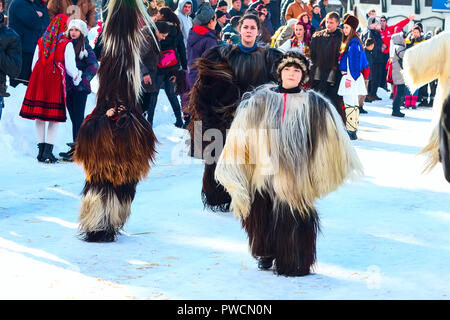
176, 0, 193, 46
47, 0, 97, 28
309, 11, 345, 122
8, 0, 49, 87
379, 14, 415, 90
362, 16, 384, 101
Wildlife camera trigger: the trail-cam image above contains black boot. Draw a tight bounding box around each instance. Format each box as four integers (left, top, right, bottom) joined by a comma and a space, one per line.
359, 106, 368, 114
174, 118, 184, 128
41, 143, 58, 163
347, 130, 358, 140
37, 143, 45, 162
59, 142, 75, 161
257, 256, 274, 270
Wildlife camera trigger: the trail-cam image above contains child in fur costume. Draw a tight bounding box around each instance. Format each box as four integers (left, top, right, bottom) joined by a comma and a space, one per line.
73, 0, 158, 242
19, 14, 83, 163
59, 19, 99, 162
403, 31, 450, 182
187, 14, 283, 212
215, 50, 363, 276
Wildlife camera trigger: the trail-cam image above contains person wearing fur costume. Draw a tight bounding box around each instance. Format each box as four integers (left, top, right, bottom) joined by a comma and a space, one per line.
215, 50, 363, 276
73, 0, 158, 242
187, 14, 283, 212
402, 31, 450, 182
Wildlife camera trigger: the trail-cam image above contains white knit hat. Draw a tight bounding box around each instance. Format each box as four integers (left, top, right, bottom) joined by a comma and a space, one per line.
67, 19, 89, 37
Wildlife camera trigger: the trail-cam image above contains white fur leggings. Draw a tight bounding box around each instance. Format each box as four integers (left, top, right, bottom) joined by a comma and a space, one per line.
35, 120, 58, 144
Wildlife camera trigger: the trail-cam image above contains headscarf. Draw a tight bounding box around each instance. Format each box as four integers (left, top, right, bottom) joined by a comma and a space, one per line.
41, 14, 69, 59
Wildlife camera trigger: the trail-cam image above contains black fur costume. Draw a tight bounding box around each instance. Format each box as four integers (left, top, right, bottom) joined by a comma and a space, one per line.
187, 44, 283, 212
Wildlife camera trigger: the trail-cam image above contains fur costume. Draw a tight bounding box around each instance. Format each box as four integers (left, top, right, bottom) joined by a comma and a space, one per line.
73, 0, 158, 242
403, 31, 450, 179
215, 85, 363, 276
187, 44, 283, 212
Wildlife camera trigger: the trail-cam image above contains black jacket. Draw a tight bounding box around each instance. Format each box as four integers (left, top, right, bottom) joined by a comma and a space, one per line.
140, 27, 161, 93
362, 28, 384, 64
310, 27, 342, 75
160, 22, 188, 73
0, 23, 22, 80
8, 0, 49, 53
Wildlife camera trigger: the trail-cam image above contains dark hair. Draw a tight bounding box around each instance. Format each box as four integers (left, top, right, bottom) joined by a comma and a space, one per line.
230, 16, 240, 28
70, 31, 86, 58
238, 13, 261, 30
159, 6, 181, 33
325, 11, 340, 22
232, 0, 241, 3
155, 20, 170, 34
364, 38, 375, 47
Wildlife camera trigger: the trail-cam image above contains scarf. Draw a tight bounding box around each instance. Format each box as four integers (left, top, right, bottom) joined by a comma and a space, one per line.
238, 41, 258, 53
41, 14, 69, 59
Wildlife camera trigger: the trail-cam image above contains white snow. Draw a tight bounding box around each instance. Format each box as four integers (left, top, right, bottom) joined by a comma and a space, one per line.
1, 82, 450, 300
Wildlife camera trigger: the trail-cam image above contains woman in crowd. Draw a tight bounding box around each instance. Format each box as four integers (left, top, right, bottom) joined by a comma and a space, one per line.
59, 19, 99, 162
19, 14, 82, 163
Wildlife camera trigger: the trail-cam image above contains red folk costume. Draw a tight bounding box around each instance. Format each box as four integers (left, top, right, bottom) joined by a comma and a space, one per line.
20, 14, 72, 122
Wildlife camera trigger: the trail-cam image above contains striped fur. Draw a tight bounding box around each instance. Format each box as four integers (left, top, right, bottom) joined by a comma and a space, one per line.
403, 31, 450, 172
74, 0, 158, 241
215, 85, 363, 221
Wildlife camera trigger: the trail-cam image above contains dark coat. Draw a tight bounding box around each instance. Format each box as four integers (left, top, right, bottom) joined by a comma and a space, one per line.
66, 38, 98, 93
310, 27, 342, 77
159, 22, 187, 73
140, 27, 161, 93
440, 93, 450, 183
362, 28, 384, 64
8, 0, 49, 53
186, 24, 218, 87
0, 23, 22, 80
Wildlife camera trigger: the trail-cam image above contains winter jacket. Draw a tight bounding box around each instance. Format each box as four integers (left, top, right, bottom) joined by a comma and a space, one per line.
285, 1, 312, 22
175, 0, 193, 47
248, 0, 274, 34
0, 23, 22, 80
140, 26, 161, 93
311, 12, 322, 34
390, 32, 406, 85
318, 0, 327, 18
66, 38, 98, 93
186, 24, 218, 86
160, 22, 188, 73
365, 48, 373, 81
8, 0, 50, 53
309, 27, 342, 78
362, 28, 384, 64
228, 8, 242, 18
47, 0, 96, 28
380, 17, 411, 54
338, 38, 369, 81
406, 34, 426, 49
279, 0, 291, 25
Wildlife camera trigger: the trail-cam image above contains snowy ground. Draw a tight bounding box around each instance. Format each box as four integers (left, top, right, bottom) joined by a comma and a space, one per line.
1, 83, 450, 300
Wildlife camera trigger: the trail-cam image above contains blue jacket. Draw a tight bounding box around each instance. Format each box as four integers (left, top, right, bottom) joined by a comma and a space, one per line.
339, 38, 369, 81
186, 25, 218, 87
8, 0, 49, 53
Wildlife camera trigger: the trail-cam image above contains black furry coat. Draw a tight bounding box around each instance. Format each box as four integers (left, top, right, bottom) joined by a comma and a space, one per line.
440, 94, 450, 183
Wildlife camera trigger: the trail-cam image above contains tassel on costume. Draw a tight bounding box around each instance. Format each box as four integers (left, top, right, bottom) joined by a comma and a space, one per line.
74, 0, 158, 242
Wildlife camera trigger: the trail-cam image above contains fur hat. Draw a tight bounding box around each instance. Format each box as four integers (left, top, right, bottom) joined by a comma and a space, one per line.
276, 50, 310, 86
193, 2, 216, 25
343, 14, 359, 30
67, 19, 89, 37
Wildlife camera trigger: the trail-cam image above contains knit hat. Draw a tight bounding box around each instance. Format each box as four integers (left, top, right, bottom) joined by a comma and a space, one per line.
218, 0, 228, 7
193, 2, 216, 25
216, 10, 229, 20
276, 50, 310, 86
413, 23, 423, 33
67, 19, 89, 37
343, 14, 359, 30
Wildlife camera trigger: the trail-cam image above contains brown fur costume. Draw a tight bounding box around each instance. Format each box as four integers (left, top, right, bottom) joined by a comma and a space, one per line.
74, 0, 158, 242
186, 44, 283, 212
